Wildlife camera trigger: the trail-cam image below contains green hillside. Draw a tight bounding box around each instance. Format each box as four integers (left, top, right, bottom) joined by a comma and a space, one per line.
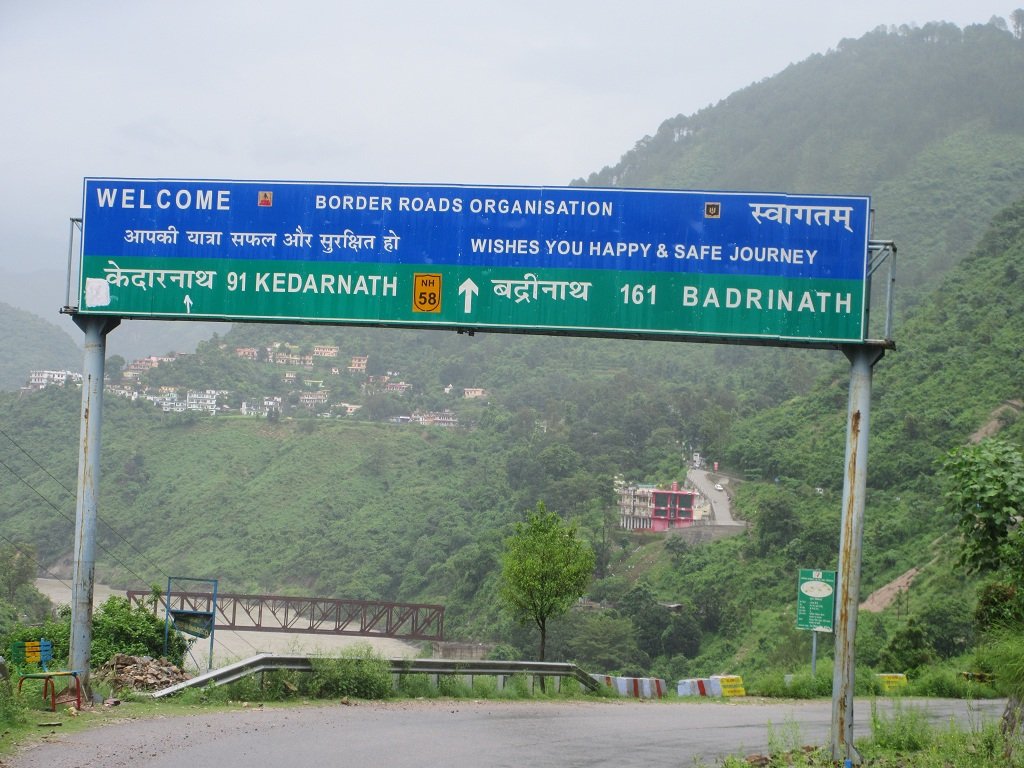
642, 196, 1024, 676
3, 20, 1024, 680
0, 302, 81, 390
582, 22, 1024, 308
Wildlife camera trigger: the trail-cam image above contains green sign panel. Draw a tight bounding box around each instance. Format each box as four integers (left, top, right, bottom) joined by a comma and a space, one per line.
796, 569, 836, 633
78, 178, 872, 346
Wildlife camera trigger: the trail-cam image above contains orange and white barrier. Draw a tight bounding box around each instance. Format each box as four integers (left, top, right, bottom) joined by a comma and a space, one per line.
875, 673, 908, 693
591, 674, 667, 699
712, 674, 745, 696
677, 675, 745, 697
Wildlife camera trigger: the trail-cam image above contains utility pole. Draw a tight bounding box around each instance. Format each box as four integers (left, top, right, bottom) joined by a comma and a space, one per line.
830, 344, 885, 764
69, 316, 118, 696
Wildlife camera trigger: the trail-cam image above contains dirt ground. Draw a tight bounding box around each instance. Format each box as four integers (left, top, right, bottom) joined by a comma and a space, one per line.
858, 567, 920, 613
33, 579, 422, 673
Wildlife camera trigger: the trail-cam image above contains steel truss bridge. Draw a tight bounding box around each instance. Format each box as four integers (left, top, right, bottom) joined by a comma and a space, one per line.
127, 590, 444, 642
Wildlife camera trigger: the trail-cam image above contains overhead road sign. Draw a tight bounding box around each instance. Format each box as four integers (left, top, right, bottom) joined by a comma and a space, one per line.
76, 178, 872, 347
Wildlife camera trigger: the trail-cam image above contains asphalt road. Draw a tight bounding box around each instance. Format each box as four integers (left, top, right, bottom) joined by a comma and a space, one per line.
688, 468, 738, 524
7, 697, 1006, 768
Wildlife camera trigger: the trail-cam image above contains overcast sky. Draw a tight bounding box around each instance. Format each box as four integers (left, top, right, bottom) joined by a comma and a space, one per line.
0, 1, 1013, 277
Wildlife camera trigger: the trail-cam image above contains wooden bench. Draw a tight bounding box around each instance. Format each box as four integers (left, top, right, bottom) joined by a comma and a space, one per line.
9, 639, 82, 711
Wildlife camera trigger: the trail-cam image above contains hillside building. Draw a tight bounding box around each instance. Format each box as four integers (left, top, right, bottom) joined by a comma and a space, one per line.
618, 481, 699, 532
186, 389, 221, 414
411, 410, 458, 427
27, 370, 83, 390
298, 390, 329, 408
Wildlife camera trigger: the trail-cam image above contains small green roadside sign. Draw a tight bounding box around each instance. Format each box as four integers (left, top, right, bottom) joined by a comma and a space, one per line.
796, 569, 836, 633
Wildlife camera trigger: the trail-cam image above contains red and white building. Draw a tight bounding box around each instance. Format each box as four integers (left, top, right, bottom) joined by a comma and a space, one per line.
618, 481, 699, 532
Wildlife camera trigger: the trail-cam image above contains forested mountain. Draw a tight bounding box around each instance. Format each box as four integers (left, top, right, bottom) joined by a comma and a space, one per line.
3, 20, 1023, 677
0, 301, 80, 390
0, 267, 221, 362
582, 21, 1024, 309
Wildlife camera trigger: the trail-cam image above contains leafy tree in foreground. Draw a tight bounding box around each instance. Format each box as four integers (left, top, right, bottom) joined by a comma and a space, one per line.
942, 437, 1024, 749
498, 503, 595, 666
942, 438, 1024, 577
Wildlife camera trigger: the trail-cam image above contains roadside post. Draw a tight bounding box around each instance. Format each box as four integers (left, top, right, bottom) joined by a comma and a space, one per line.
68, 315, 118, 696
831, 345, 885, 764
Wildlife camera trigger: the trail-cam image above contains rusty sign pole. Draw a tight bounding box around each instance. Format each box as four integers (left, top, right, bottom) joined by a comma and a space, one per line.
830, 344, 885, 764
69, 315, 118, 696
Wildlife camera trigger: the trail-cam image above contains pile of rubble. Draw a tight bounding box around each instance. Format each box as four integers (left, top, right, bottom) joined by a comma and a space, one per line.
95, 654, 192, 691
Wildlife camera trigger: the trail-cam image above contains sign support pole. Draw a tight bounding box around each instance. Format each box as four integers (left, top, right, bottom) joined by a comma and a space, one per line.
69, 315, 118, 696
830, 344, 884, 764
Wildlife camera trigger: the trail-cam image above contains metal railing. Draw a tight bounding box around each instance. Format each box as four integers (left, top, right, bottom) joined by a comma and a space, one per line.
151, 654, 600, 698
128, 590, 445, 642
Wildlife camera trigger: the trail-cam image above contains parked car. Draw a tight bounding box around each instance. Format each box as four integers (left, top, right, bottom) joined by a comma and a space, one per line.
714, 483, 724, 491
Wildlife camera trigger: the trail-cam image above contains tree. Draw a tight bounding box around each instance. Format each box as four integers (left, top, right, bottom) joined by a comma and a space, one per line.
942, 438, 1024, 748
105, 354, 126, 382
877, 618, 935, 675
0, 543, 36, 603
619, 583, 669, 658
551, 611, 648, 673
498, 503, 595, 666
942, 438, 1024, 576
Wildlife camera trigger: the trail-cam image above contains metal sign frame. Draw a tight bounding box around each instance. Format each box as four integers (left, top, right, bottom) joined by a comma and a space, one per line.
163, 576, 218, 671
63, 176, 895, 765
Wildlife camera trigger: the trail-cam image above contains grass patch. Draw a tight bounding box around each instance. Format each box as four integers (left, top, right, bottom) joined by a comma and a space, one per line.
710, 703, 1024, 767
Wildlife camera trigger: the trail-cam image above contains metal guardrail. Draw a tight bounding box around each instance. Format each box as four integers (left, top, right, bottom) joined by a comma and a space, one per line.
152, 655, 601, 698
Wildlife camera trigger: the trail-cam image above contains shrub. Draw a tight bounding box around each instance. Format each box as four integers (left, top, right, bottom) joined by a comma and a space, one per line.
909, 667, 1000, 699
0, 677, 27, 729
437, 674, 472, 697
750, 670, 832, 699
396, 673, 436, 698
977, 628, 1024, 699
304, 645, 392, 700
486, 644, 521, 661
1, 596, 188, 670
91, 597, 188, 667
503, 672, 531, 697
471, 676, 499, 698
222, 669, 303, 702
870, 700, 933, 752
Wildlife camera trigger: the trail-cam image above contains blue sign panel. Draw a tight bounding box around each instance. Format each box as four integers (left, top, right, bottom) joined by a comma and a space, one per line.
78, 178, 871, 345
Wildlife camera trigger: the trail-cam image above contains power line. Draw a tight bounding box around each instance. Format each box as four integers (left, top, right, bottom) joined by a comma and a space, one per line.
0, 531, 72, 592
1, 527, 260, 661
0, 426, 76, 496
0, 427, 172, 583
0, 456, 156, 589
0, 431, 263, 659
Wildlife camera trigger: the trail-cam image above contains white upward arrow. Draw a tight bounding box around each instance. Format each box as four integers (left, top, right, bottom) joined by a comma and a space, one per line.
183, 295, 193, 314
458, 278, 478, 313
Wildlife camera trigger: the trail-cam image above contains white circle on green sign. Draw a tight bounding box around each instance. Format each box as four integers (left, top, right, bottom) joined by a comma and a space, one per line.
800, 580, 833, 598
